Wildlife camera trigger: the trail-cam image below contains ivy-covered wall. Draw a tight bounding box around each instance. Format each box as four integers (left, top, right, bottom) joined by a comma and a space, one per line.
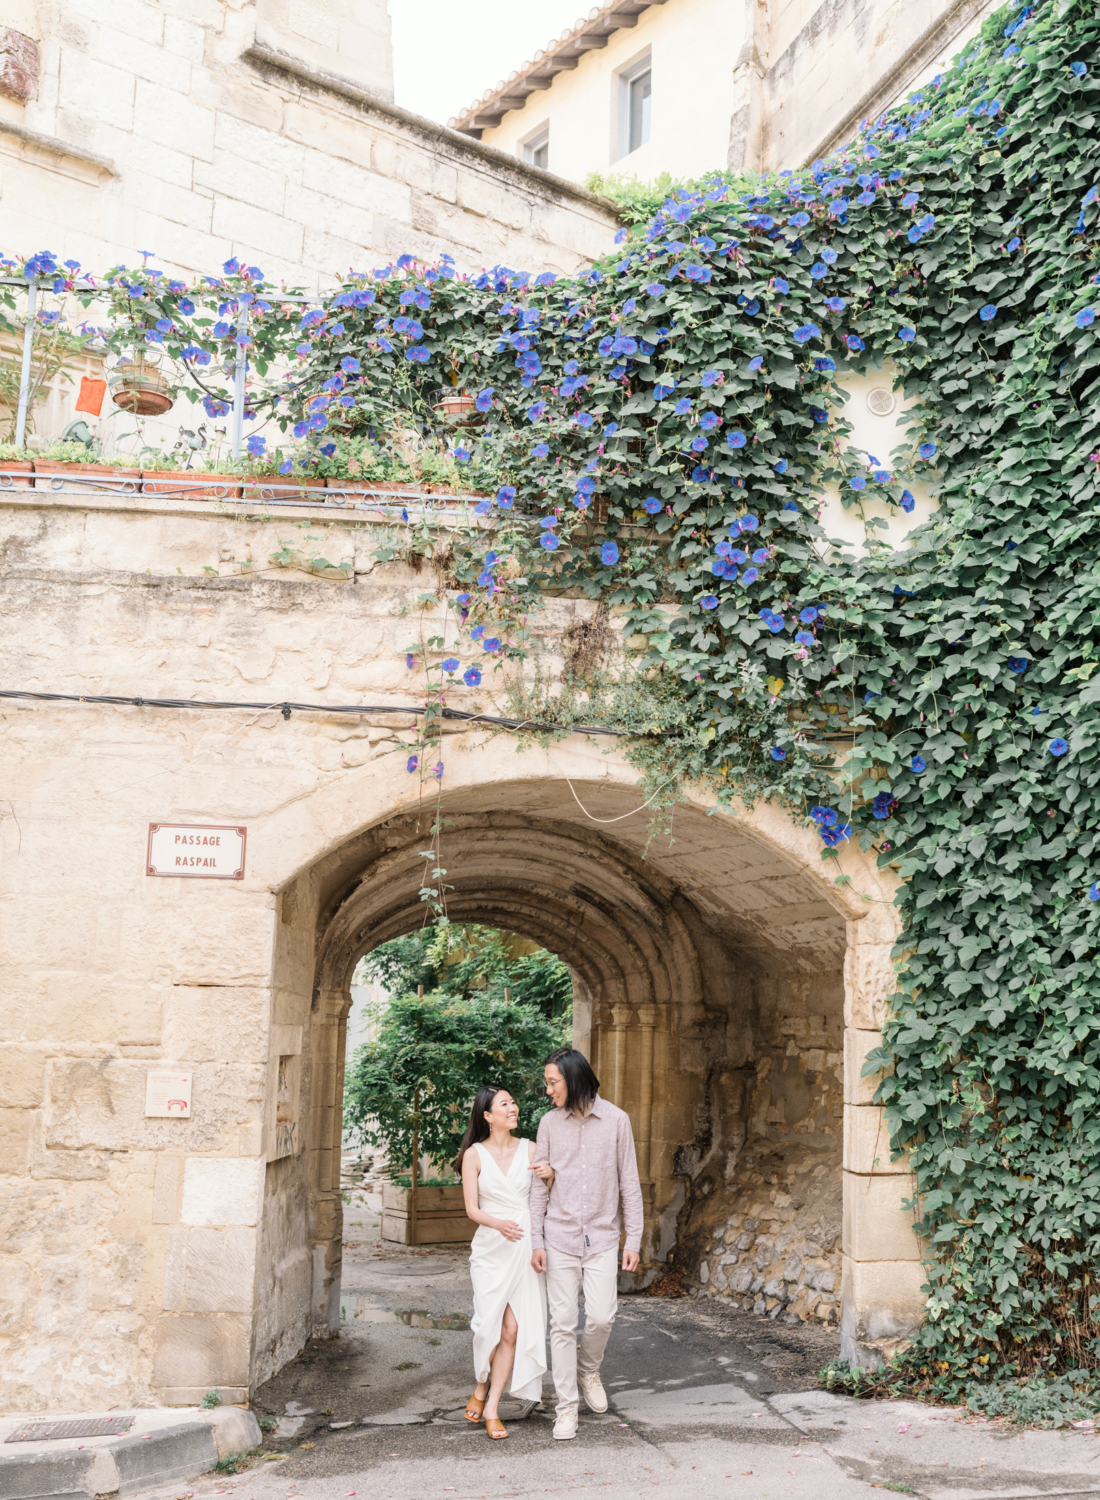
7, 0, 1100, 1392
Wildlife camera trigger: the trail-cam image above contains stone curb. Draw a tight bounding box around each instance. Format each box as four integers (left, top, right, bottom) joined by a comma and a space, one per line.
0, 1407, 261, 1499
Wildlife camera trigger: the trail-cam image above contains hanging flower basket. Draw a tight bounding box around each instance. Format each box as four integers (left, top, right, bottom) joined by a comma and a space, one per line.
109, 363, 173, 417
437, 392, 477, 422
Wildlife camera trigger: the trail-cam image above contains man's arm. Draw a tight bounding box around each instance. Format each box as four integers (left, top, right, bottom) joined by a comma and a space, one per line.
617, 1110, 643, 1265
529, 1112, 551, 1250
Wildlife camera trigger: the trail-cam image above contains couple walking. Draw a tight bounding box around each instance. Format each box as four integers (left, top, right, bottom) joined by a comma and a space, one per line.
458, 1046, 643, 1440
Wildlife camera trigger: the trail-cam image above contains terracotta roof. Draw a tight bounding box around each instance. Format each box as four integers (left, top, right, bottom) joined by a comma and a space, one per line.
449, 0, 667, 137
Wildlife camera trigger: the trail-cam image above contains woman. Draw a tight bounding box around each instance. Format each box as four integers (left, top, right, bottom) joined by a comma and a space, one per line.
458, 1084, 552, 1439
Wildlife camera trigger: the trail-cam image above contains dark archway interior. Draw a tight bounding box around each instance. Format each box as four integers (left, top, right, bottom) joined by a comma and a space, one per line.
285, 780, 848, 1342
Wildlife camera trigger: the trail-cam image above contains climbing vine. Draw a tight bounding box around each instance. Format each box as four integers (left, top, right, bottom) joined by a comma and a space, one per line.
6, 0, 1100, 1389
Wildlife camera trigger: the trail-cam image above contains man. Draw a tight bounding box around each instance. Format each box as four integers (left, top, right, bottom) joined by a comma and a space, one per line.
529, 1046, 643, 1441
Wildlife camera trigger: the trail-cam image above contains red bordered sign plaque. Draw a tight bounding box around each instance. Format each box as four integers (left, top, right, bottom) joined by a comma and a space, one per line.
146, 822, 247, 879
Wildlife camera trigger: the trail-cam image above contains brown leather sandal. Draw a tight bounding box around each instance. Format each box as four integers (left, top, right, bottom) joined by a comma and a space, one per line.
464, 1391, 485, 1424
486, 1416, 508, 1440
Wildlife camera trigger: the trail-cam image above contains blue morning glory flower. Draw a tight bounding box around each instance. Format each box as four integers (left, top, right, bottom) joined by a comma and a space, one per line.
532, 442, 549, 456
575, 412, 594, 428
475, 388, 495, 411
644, 497, 662, 514
407, 754, 419, 773
1077, 308, 1096, 328
528, 402, 547, 422
600, 542, 619, 565
463, 667, 482, 686
474, 501, 492, 516
767, 616, 783, 634
771, 747, 786, 760
540, 533, 559, 550
700, 594, 718, 609
739, 513, 759, 531
773, 277, 789, 294
748, 356, 764, 372
496, 486, 516, 508
727, 430, 747, 449
910, 756, 926, 773
793, 323, 821, 343
872, 469, 891, 483
789, 212, 810, 228
700, 412, 720, 431
742, 567, 758, 584
701, 370, 721, 387
795, 630, 814, 645
846, 334, 865, 352
900, 490, 915, 512
810, 262, 828, 279
1050, 738, 1069, 756
918, 442, 937, 458
824, 298, 847, 313
850, 476, 866, 491
814, 358, 837, 373
898, 327, 916, 341
675, 398, 693, 415
979, 304, 998, 321
799, 607, 818, 623
857, 191, 875, 206
483, 637, 501, 653
1006, 236, 1021, 252
775, 458, 788, 473
729, 547, 748, 564
1071, 61, 1088, 77
646, 283, 665, 298
406, 345, 430, 362
442, 658, 459, 673
1007, 656, 1028, 673
810, 806, 837, 826
653, 383, 676, 400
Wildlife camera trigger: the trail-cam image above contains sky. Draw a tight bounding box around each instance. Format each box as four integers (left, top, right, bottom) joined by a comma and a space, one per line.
389, 0, 589, 125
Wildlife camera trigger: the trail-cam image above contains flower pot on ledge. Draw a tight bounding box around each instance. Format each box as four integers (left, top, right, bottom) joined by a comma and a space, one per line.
141, 471, 243, 499
34, 461, 141, 492
0, 460, 34, 490
380, 1181, 473, 1246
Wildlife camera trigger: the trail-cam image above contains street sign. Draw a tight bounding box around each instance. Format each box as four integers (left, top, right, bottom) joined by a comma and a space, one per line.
146, 822, 246, 879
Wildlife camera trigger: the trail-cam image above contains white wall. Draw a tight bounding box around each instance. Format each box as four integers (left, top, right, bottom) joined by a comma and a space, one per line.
479, 0, 742, 185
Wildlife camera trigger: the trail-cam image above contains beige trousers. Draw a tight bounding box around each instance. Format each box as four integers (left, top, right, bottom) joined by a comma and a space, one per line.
544, 1244, 619, 1415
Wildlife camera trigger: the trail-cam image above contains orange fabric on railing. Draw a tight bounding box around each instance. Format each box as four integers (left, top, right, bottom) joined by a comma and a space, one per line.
75, 377, 107, 416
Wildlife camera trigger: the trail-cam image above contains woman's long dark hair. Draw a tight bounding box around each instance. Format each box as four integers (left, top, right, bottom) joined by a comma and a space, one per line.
545, 1047, 599, 1114
455, 1084, 505, 1172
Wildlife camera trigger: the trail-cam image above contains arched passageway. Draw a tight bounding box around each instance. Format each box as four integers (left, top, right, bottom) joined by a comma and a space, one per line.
246, 740, 918, 1392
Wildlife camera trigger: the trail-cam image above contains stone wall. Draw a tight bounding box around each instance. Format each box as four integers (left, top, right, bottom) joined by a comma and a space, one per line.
0, 0, 618, 285
0, 483, 916, 1409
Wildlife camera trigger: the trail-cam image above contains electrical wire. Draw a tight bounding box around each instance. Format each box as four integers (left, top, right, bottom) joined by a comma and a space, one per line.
0, 687, 623, 736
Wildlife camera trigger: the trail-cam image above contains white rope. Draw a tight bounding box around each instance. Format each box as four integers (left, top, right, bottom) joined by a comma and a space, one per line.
562, 775, 673, 824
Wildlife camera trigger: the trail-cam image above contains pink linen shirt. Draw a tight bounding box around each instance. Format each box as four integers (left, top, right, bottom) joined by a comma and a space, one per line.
529, 1094, 643, 1255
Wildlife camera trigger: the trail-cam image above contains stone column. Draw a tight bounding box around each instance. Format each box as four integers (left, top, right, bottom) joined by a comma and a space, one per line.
309, 989, 347, 1338
606, 1002, 633, 1109
840, 927, 925, 1365
635, 1002, 659, 1180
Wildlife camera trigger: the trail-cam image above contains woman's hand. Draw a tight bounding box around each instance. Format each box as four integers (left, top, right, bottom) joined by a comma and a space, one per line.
530, 1161, 554, 1184
496, 1218, 525, 1243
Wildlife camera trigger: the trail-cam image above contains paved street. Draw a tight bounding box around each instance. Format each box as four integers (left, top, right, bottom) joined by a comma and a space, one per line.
147, 1192, 1100, 1500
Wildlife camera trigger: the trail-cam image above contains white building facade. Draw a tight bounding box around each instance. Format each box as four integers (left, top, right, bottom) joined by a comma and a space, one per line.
452, 0, 1004, 183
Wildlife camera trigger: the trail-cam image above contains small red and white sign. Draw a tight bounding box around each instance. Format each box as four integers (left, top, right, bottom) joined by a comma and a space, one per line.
146, 823, 246, 879
145, 1069, 192, 1118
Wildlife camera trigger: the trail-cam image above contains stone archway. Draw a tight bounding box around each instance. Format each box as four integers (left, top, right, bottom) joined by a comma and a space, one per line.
240, 732, 919, 1395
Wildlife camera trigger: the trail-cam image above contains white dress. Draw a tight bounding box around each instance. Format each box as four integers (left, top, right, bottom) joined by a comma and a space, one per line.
469, 1139, 547, 1402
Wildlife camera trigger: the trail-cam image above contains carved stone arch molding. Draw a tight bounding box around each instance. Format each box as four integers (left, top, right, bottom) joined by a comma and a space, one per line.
242, 734, 915, 1393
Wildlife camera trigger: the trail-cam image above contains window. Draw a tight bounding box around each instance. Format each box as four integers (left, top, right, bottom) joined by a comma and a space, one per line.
617, 55, 652, 160
628, 68, 651, 153
523, 127, 549, 171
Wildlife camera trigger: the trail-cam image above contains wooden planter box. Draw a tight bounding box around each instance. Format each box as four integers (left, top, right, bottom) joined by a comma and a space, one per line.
380, 1182, 473, 1246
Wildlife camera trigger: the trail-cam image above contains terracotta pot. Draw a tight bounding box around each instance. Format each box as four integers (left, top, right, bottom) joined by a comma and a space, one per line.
109, 371, 173, 417
141, 470, 243, 499
34, 461, 141, 493
240, 475, 327, 503
0, 460, 35, 490
437, 392, 477, 422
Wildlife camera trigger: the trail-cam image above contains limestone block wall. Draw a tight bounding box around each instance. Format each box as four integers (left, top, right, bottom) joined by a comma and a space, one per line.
0, 0, 618, 288
0, 484, 918, 1409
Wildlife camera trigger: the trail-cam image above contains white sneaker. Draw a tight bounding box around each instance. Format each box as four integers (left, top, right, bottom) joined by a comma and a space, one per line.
579, 1373, 608, 1413
553, 1410, 578, 1440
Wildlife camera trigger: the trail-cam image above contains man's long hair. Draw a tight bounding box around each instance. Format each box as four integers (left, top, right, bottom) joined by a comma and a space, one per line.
545, 1047, 599, 1114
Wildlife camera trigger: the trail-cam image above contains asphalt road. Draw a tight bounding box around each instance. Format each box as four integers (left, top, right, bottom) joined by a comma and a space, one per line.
145, 1192, 1100, 1500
